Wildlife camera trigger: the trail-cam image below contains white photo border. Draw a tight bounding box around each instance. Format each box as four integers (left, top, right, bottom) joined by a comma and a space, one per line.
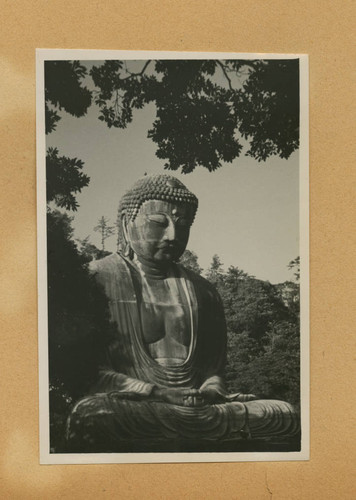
36, 49, 309, 464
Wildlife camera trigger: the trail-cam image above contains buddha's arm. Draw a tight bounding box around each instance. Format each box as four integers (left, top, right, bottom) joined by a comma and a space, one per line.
92, 366, 203, 406
90, 341, 203, 406
90, 340, 197, 404
88, 338, 155, 396
88, 261, 156, 396
197, 285, 229, 400
90, 368, 155, 396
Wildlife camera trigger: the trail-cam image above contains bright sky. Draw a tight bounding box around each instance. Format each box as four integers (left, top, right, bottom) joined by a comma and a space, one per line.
46, 60, 299, 284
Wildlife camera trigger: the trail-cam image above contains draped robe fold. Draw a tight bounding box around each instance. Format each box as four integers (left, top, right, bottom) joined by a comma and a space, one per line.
66, 253, 299, 452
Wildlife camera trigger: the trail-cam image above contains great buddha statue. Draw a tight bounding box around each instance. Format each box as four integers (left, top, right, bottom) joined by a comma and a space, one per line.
66, 174, 299, 452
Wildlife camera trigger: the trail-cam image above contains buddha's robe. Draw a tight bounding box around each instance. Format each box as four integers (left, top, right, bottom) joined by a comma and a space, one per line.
66, 253, 299, 451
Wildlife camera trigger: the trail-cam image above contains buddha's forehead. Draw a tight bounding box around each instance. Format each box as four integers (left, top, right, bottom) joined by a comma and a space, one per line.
138, 199, 193, 217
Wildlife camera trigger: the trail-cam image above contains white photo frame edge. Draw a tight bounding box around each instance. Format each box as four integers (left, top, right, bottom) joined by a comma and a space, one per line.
36, 49, 309, 464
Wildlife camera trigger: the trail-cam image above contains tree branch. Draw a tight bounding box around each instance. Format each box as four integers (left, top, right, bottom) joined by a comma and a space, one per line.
121, 60, 152, 81
216, 61, 233, 90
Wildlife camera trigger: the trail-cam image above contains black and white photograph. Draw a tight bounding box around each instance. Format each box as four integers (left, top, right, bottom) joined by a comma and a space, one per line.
37, 50, 309, 463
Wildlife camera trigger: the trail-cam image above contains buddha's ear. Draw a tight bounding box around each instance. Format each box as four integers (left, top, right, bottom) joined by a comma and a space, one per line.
122, 215, 129, 242
121, 215, 133, 258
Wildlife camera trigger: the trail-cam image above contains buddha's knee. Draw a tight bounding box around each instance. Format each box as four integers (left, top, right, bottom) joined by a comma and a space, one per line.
244, 399, 300, 437
66, 394, 116, 451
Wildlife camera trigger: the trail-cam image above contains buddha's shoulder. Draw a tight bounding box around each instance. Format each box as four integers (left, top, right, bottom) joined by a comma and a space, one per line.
178, 265, 221, 301
89, 253, 128, 276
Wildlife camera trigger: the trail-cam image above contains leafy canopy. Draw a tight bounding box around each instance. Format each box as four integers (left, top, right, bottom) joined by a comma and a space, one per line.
46, 147, 90, 211
45, 61, 92, 134
45, 58, 299, 174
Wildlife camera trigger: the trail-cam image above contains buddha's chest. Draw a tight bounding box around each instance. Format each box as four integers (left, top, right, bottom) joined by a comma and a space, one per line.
139, 276, 192, 365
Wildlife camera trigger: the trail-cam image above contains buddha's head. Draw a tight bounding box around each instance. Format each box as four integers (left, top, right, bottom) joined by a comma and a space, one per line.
118, 174, 198, 263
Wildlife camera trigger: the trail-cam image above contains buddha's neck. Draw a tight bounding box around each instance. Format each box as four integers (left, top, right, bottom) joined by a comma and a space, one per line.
134, 254, 175, 280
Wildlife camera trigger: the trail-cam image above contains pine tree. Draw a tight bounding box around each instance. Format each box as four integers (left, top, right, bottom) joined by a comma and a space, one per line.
94, 216, 116, 251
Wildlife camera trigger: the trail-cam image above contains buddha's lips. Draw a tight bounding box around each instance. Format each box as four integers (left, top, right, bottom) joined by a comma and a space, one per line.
158, 243, 179, 251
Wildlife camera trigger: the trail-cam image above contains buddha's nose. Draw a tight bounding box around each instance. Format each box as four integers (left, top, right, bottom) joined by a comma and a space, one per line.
164, 219, 176, 241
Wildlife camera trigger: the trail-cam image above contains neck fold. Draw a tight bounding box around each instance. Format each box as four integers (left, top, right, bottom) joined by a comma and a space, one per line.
135, 254, 174, 280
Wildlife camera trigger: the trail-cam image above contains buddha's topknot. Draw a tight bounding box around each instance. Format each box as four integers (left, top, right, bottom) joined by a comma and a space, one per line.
119, 174, 198, 223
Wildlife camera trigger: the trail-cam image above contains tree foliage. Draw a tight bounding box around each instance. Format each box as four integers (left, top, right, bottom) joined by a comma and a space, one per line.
90, 59, 299, 173
46, 147, 90, 211
233, 60, 299, 161
45, 58, 299, 173
47, 210, 114, 396
76, 236, 111, 261
179, 249, 203, 275
226, 321, 300, 406
288, 256, 300, 282
205, 256, 300, 406
45, 62, 92, 209
47, 210, 115, 451
45, 60, 92, 134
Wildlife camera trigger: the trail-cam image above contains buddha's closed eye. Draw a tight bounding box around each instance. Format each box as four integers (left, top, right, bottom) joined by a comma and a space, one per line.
146, 214, 190, 227
146, 214, 168, 226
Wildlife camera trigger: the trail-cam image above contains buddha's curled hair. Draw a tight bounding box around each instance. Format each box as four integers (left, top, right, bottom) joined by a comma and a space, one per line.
117, 174, 198, 252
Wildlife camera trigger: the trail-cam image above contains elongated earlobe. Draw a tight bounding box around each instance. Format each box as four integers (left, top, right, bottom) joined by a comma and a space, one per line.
122, 217, 134, 259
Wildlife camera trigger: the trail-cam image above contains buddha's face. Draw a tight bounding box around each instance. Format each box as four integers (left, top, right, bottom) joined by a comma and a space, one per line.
125, 200, 194, 263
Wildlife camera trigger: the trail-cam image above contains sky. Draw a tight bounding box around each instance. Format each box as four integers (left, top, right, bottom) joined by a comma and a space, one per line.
46, 60, 300, 284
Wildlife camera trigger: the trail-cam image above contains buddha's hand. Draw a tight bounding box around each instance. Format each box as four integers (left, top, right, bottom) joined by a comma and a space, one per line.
198, 376, 234, 404
199, 381, 258, 404
198, 386, 229, 404
151, 387, 205, 407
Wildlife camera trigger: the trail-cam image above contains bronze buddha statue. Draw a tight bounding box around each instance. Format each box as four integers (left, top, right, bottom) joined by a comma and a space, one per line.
66, 174, 299, 452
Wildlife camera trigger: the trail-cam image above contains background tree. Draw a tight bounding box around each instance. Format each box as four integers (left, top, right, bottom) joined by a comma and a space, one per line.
205, 254, 225, 285
76, 236, 111, 261
47, 210, 115, 451
205, 256, 300, 406
94, 216, 116, 251
276, 256, 300, 319
44, 62, 114, 451
288, 256, 300, 282
47, 211, 113, 395
179, 249, 203, 275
